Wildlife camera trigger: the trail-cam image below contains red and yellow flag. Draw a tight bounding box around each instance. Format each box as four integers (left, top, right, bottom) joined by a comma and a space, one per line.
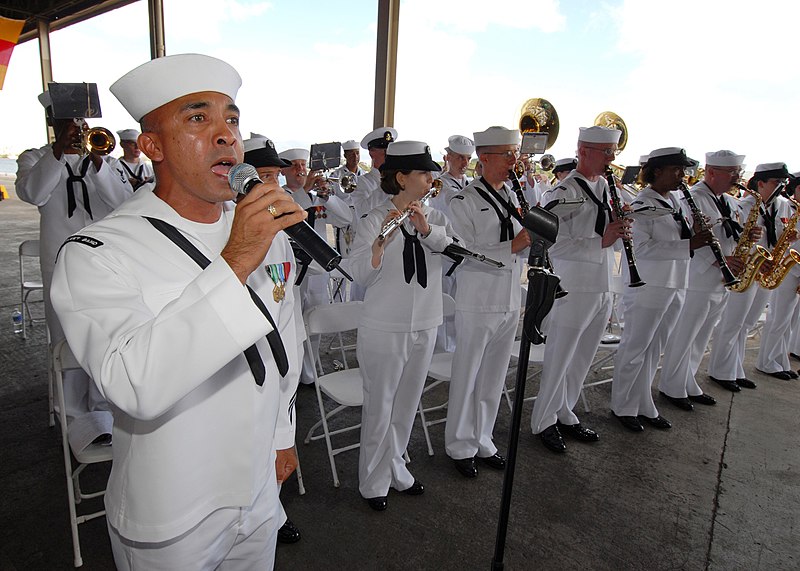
0, 16, 25, 90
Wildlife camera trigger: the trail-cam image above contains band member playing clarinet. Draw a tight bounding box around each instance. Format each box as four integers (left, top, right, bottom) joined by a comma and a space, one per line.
350, 141, 459, 511
530, 126, 628, 451
610, 148, 713, 431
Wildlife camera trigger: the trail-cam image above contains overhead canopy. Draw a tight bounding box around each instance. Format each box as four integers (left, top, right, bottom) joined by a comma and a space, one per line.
0, 0, 137, 44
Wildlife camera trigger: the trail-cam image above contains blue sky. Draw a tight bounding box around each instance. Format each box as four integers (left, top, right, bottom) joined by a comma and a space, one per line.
0, 0, 797, 173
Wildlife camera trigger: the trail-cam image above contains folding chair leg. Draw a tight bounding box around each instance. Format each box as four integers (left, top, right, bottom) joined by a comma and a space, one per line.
580, 389, 590, 413
316, 386, 341, 487
417, 401, 435, 456
294, 446, 306, 496
503, 381, 514, 412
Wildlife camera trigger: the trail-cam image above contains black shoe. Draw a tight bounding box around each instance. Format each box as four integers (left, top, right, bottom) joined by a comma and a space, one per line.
401, 480, 425, 495
477, 452, 507, 470
659, 391, 693, 411
277, 519, 301, 544
710, 376, 741, 392
539, 425, 566, 453
688, 393, 716, 406
641, 415, 672, 430
790, 352, 800, 362
557, 421, 599, 442
453, 457, 478, 478
758, 370, 791, 381
736, 377, 757, 389
366, 496, 388, 511
612, 412, 644, 432
788, 370, 799, 379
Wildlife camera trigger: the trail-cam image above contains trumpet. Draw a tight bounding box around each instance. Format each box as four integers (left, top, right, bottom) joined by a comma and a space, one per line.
326, 173, 357, 193
81, 126, 116, 156
378, 179, 442, 241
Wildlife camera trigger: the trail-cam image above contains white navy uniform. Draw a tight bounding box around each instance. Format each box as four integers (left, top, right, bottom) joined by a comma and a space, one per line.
757, 201, 800, 373
707, 193, 780, 381
51, 188, 299, 558
350, 196, 456, 498
111, 156, 155, 191
530, 171, 616, 433
328, 164, 363, 258
611, 188, 692, 417
660, 182, 738, 397
285, 185, 352, 383
431, 171, 469, 353
445, 178, 523, 459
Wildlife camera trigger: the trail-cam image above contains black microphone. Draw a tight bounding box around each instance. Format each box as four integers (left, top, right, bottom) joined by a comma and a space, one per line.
228, 163, 352, 281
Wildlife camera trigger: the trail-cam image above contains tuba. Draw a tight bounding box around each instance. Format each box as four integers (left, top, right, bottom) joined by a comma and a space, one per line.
518, 98, 559, 150
728, 185, 773, 292
593, 111, 628, 152
758, 196, 800, 289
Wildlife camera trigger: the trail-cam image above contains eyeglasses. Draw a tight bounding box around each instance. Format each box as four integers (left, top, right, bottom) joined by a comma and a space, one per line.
483, 150, 520, 160
709, 166, 743, 176
584, 145, 620, 157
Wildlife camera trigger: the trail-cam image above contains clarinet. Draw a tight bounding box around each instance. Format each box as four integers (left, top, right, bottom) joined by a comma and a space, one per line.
604, 167, 645, 287
678, 182, 740, 287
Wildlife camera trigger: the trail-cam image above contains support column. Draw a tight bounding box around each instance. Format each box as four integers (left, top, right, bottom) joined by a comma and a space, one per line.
148, 0, 166, 59
37, 19, 54, 143
372, 0, 400, 129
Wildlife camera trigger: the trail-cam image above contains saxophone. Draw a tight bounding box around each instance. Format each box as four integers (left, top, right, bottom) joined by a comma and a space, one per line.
758, 197, 800, 289
728, 186, 773, 292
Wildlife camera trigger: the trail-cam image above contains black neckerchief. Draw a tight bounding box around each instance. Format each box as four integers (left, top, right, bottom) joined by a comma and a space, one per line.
120, 160, 145, 191
144, 216, 289, 384
64, 156, 93, 219
761, 203, 778, 247
573, 177, 609, 237
399, 225, 427, 287
474, 177, 515, 242
703, 182, 742, 240
652, 196, 692, 239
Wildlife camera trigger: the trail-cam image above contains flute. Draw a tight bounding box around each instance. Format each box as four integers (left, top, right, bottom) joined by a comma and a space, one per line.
377, 179, 442, 241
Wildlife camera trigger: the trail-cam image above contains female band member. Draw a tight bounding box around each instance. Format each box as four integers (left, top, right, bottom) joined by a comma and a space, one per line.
350, 141, 458, 511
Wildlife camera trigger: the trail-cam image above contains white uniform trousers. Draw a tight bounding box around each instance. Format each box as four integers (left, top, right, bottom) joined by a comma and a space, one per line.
756, 276, 800, 373
445, 309, 518, 459
708, 287, 771, 380
109, 459, 280, 571
659, 289, 728, 398
357, 327, 436, 499
611, 286, 685, 418
435, 268, 457, 353
530, 292, 613, 434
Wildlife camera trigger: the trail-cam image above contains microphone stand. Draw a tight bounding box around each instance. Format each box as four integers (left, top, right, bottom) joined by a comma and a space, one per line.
491, 211, 561, 570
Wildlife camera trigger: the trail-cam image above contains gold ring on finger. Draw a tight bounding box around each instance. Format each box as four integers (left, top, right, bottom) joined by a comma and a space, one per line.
267, 204, 279, 217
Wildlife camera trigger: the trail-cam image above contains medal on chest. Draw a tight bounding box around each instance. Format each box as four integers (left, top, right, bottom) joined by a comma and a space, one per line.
266, 262, 292, 302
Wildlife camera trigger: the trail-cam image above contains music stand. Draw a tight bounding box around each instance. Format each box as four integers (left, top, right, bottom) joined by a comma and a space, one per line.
310, 142, 342, 171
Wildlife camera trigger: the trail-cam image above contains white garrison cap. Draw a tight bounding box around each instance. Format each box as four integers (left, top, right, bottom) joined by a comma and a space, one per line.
342, 139, 360, 151
578, 126, 622, 144
705, 150, 745, 167
639, 154, 650, 165
446, 135, 475, 156
111, 54, 242, 122
279, 148, 310, 162
473, 126, 521, 147
116, 129, 140, 141
361, 127, 397, 149
37, 91, 52, 108
554, 157, 577, 168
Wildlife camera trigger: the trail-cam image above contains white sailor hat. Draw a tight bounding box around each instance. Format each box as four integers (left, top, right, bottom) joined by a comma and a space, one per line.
473, 126, 521, 148
705, 150, 745, 167
578, 126, 621, 144
639, 154, 650, 166
342, 139, 360, 151
117, 129, 140, 142
445, 135, 475, 156
111, 54, 242, 122
380, 141, 441, 172
552, 157, 577, 174
244, 137, 291, 168
278, 148, 310, 162
361, 127, 397, 149
645, 147, 695, 168
753, 162, 790, 180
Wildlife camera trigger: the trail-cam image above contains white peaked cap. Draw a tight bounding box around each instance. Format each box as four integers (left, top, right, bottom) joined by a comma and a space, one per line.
361, 127, 398, 149
578, 126, 622, 144
446, 135, 475, 155
754, 162, 788, 174
116, 129, 140, 141
705, 150, 745, 167
342, 140, 360, 151
473, 126, 521, 147
278, 148, 310, 162
111, 54, 242, 122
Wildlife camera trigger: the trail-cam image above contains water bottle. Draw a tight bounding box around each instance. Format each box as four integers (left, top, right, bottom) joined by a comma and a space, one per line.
11, 309, 23, 335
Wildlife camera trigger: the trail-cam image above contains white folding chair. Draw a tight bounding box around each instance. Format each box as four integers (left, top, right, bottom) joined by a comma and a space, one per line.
302, 301, 364, 487
416, 294, 456, 456
18, 239, 44, 340
52, 340, 112, 568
